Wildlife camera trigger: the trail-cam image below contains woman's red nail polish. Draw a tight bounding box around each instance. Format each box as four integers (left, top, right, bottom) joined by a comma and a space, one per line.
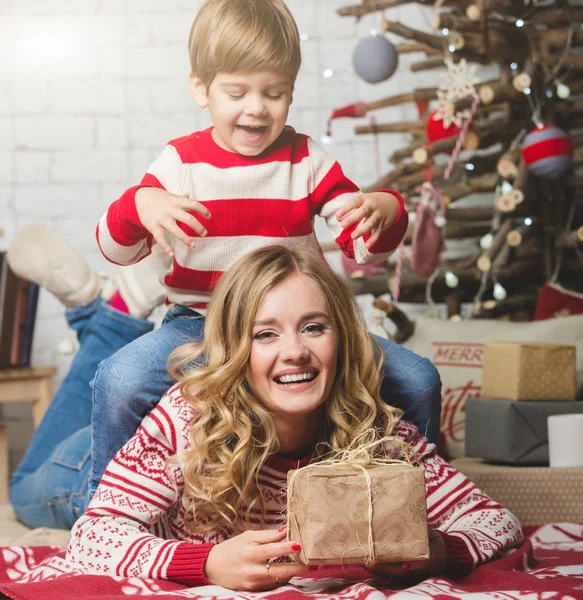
401, 562, 412, 570
291, 543, 302, 552
278, 526, 286, 532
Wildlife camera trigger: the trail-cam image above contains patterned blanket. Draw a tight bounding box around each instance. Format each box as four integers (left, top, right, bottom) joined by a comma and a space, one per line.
1, 523, 582, 599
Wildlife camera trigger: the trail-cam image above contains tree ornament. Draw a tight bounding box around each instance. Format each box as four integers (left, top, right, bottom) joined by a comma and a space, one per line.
434, 58, 479, 129
521, 125, 573, 178
480, 233, 494, 250
493, 283, 508, 301
556, 83, 571, 100
410, 183, 446, 277
425, 110, 461, 144
352, 34, 398, 84
445, 271, 459, 288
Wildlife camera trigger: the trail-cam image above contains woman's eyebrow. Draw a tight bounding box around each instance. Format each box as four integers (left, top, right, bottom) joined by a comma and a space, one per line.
301, 312, 330, 321
253, 312, 330, 327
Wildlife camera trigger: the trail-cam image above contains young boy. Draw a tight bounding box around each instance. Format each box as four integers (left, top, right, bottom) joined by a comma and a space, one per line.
91, 0, 441, 495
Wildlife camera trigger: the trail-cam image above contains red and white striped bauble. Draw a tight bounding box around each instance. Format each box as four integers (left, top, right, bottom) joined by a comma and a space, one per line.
521, 125, 573, 178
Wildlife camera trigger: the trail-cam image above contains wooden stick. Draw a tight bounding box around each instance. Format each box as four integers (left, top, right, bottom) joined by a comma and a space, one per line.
396, 43, 442, 56
557, 226, 583, 249
476, 219, 513, 272
410, 57, 446, 72
337, 0, 468, 19
355, 120, 424, 135
391, 137, 457, 164
432, 13, 482, 33
478, 82, 520, 105
441, 172, 499, 205
382, 20, 444, 50
365, 87, 438, 112
445, 290, 462, 319
474, 294, 537, 319
372, 298, 415, 344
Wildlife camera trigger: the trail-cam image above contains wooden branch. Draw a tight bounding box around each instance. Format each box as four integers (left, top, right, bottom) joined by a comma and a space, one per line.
478, 82, 521, 105
497, 149, 521, 179
473, 294, 537, 319
533, 8, 583, 25
372, 298, 415, 344
382, 20, 444, 50
557, 226, 583, 249
355, 120, 424, 135
391, 137, 457, 164
396, 43, 442, 56
405, 220, 492, 243
410, 57, 446, 72
432, 13, 482, 33
337, 0, 468, 19
388, 257, 544, 300
476, 219, 513, 272
441, 172, 499, 205
445, 206, 494, 222
365, 87, 438, 112
445, 290, 462, 319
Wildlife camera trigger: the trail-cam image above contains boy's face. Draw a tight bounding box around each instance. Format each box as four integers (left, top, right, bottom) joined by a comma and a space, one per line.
190, 69, 293, 156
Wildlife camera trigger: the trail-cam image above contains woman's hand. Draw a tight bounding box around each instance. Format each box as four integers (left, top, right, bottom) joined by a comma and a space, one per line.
135, 187, 211, 257
366, 528, 448, 584
204, 527, 310, 591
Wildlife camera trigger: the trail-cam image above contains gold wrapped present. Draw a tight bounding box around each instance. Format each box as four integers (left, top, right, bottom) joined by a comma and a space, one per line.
452, 458, 583, 525
482, 342, 577, 401
286, 463, 430, 566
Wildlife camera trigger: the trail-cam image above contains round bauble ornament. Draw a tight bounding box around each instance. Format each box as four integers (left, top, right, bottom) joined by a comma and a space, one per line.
353, 34, 398, 84
521, 125, 573, 178
425, 110, 461, 145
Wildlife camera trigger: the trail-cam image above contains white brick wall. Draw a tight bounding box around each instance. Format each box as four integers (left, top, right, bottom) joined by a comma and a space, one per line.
1, 0, 438, 472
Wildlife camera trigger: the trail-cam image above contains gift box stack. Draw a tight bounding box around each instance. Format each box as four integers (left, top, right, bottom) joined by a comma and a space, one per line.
286, 462, 430, 567
453, 341, 583, 526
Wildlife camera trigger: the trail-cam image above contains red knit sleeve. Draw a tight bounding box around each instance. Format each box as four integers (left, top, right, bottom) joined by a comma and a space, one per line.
96, 143, 183, 265
166, 542, 215, 586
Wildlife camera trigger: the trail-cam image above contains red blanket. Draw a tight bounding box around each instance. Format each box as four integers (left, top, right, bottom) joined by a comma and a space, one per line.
1, 523, 583, 599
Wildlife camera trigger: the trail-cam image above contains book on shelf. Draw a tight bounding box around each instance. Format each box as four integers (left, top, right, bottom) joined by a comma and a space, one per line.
0, 251, 40, 368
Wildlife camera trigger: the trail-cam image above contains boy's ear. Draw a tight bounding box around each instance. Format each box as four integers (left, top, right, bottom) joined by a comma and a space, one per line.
189, 73, 208, 108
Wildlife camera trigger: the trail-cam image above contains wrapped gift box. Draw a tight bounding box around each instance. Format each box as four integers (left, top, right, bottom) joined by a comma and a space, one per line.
465, 397, 583, 465
452, 457, 583, 525
482, 342, 576, 401
287, 463, 429, 566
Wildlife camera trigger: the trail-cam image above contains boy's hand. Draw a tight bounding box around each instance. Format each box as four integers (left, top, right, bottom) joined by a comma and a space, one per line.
135, 187, 211, 257
204, 527, 309, 591
335, 192, 401, 249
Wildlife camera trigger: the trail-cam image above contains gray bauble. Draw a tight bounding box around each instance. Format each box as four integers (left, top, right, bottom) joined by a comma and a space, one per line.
352, 34, 399, 84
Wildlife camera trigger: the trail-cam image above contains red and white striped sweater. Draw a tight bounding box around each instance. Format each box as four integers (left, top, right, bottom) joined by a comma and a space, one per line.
96, 126, 407, 310
68, 385, 523, 587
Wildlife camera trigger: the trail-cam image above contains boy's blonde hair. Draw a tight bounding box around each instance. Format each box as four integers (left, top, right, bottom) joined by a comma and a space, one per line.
188, 0, 301, 88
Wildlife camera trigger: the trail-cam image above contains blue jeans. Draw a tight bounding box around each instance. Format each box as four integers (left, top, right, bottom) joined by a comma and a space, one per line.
9, 299, 154, 529
89, 310, 441, 495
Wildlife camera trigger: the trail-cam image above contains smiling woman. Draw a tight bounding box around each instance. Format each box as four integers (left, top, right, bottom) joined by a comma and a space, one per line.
61, 245, 523, 591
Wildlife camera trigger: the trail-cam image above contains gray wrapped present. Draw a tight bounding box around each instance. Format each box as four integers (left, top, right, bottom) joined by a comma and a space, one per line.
465, 397, 583, 465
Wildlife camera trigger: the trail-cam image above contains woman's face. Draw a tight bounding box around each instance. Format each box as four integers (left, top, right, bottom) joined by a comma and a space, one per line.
247, 273, 338, 421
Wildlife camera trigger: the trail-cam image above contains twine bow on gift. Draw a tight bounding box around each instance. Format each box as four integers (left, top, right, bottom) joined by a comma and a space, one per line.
287, 431, 418, 568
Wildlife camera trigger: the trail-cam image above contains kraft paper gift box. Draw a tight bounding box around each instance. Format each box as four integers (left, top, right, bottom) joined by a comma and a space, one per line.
452, 458, 583, 526
465, 397, 583, 465
482, 342, 577, 401
286, 463, 430, 566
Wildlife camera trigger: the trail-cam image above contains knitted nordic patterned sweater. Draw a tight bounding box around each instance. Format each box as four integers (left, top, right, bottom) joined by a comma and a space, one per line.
96, 126, 407, 310
67, 385, 523, 587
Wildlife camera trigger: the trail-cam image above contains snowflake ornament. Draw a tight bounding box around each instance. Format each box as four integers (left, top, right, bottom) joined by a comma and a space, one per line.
435, 58, 479, 128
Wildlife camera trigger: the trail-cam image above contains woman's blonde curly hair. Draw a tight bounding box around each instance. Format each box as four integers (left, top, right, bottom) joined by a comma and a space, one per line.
169, 245, 402, 532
